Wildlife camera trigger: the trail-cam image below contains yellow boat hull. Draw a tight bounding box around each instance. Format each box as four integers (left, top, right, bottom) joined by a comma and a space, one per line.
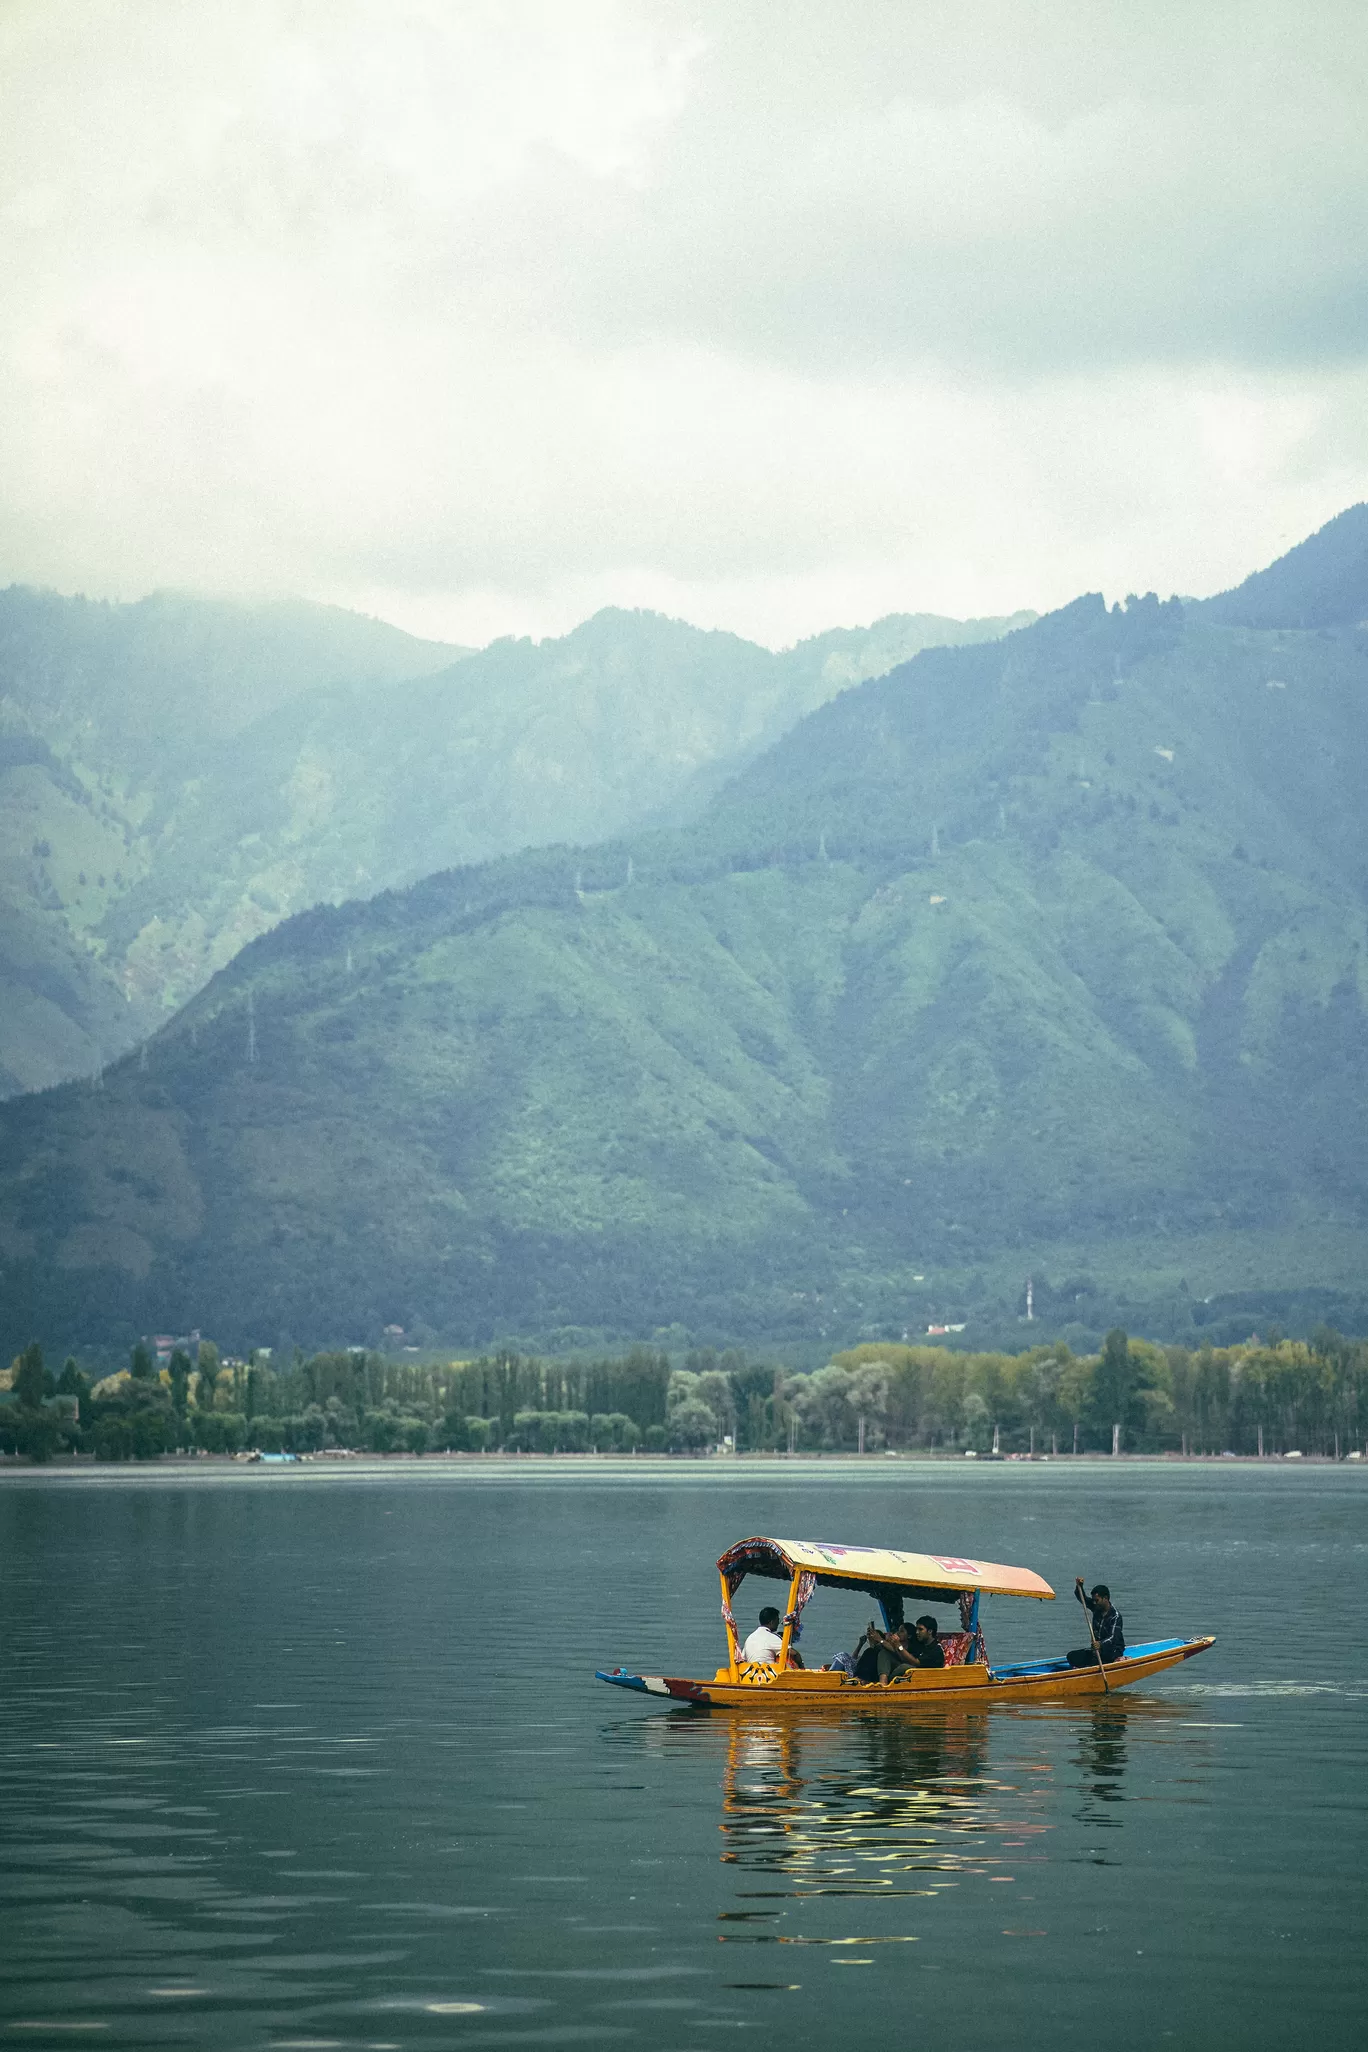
598, 1635, 1215, 1709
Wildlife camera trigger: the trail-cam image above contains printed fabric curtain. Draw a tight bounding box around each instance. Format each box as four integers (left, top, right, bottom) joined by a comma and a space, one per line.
722, 1567, 817, 1641
783, 1572, 818, 1640
958, 1590, 986, 1664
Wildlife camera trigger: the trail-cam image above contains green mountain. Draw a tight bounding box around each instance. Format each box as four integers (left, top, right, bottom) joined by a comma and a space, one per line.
0, 588, 1025, 1096
0, 591, 465, 1095
2, 514, 1365, 1361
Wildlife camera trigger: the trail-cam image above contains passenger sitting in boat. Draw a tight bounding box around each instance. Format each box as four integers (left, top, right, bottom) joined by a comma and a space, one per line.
909, 1615, 946, 1667
847, 1624, 883, 1681
849, 1620, 916, 1681
1067, 1579, 1125, 1665
741, 1607, 783, 1663
740, 1607, 805, 1667
862, 1617, 946, 1676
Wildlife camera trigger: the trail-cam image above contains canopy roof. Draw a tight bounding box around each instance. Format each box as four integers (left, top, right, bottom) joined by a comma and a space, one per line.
716, 1536, 1054, 1602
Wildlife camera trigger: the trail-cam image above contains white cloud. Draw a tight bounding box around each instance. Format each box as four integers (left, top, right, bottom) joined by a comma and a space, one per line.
1, 0, 1366, 646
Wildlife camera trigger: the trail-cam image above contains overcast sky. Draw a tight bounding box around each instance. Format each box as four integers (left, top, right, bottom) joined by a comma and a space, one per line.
2, 0, 1367, 648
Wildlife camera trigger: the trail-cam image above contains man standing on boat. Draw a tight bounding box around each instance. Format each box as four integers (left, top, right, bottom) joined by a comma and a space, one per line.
1068, 1578, 1125, 1665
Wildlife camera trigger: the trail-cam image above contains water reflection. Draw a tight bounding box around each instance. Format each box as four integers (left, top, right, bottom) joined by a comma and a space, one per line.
9, 1469, 1358, 2050
630, 1698, 1210, 1875
1073, 1700, 1132, 1825
627, 1704, 1063, 1910
719, 1713, 1003, 1894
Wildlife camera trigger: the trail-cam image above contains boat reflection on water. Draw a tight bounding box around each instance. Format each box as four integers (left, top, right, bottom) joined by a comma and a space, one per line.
614, 1694, 1213, 1978
1073, 1699, 1131, 1828
716, 1711, 1030, 1898
619, 1690, 1205, 1896
713, 1694, 1208, 1880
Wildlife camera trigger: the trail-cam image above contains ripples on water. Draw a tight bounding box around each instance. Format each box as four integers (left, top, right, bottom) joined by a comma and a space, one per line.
1, 1463, 1364, 2050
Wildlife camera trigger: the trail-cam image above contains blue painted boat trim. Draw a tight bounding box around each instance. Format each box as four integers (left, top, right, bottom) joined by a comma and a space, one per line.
991, 1636, 1191, 1680
596, 1668, 710, 1703
597, 1668, 649, 1692
989, 1656, 1072, 1678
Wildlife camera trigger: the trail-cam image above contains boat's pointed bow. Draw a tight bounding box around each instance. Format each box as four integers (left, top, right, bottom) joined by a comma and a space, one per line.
595, 1669, 711, 1704
596, 1667, 649, 1693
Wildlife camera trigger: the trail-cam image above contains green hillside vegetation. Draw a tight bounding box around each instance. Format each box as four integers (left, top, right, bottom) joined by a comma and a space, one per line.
5, 1329, 1365, 1463
0, 590, 464, 1093
0, 587, 1024, 1094
0, 512, 1365, 1358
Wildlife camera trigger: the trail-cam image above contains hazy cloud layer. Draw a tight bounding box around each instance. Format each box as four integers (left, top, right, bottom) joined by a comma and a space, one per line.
2, 0, 1367, 644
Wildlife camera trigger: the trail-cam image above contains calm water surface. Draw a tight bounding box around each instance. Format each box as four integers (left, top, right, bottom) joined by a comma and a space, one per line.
1, 1462, 1365, 2051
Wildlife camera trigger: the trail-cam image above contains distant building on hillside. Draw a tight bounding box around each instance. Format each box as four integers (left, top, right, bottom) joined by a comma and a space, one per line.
150, 1329, 201, 1367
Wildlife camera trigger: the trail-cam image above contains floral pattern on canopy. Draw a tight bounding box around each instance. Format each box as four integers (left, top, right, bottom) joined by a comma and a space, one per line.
719, 1542, 819, 1643
720, 1537, 784, 1638
783, 1572, 817, 1632
715, 1536, 1054, 1603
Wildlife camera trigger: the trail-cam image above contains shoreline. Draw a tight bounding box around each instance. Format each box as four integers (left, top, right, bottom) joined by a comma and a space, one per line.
2, 1447, 1362, 1480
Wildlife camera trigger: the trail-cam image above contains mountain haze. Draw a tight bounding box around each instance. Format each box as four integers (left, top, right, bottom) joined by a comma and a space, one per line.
2, 518, 1364, 1359
0, 587, 1026, 1096
0, 590, 465, 1095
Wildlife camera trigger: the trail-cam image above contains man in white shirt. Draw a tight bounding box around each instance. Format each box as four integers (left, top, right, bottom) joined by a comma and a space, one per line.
741, 1605, 805, 1666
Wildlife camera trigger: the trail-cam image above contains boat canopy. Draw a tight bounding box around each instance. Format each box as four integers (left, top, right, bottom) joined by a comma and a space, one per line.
716, 1536, 1054, 1602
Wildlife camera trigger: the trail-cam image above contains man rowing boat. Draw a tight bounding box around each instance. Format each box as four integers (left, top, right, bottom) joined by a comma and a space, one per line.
1067, 1577, 1125, 1665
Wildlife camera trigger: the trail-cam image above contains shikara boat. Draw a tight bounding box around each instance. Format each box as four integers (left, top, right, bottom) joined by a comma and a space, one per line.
597, 1535, 1214, 1708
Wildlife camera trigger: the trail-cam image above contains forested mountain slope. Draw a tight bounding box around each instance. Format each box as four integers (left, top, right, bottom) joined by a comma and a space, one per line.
0, 591, 464, 1094
1, 517, 1364, 1359
1198, 502, 1368, 629
0, 588, 1023, 1095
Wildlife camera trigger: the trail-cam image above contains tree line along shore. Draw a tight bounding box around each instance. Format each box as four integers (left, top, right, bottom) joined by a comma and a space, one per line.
3, 1327, 1367, 1464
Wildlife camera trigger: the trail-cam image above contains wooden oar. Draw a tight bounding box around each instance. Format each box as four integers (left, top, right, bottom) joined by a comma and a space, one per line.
1077, 1576, 1110, 1695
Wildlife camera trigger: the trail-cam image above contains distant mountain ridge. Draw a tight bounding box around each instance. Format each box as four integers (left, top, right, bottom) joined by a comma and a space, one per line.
0, 588, 1028, 1095
0, 588, 469, 745
1, 515, 1364, 1360
1199, 502, 1368, 629
0, 591, 464, 1099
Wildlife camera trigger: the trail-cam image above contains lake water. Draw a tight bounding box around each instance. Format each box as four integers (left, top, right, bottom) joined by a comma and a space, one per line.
1, 1461, 1365, 2051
